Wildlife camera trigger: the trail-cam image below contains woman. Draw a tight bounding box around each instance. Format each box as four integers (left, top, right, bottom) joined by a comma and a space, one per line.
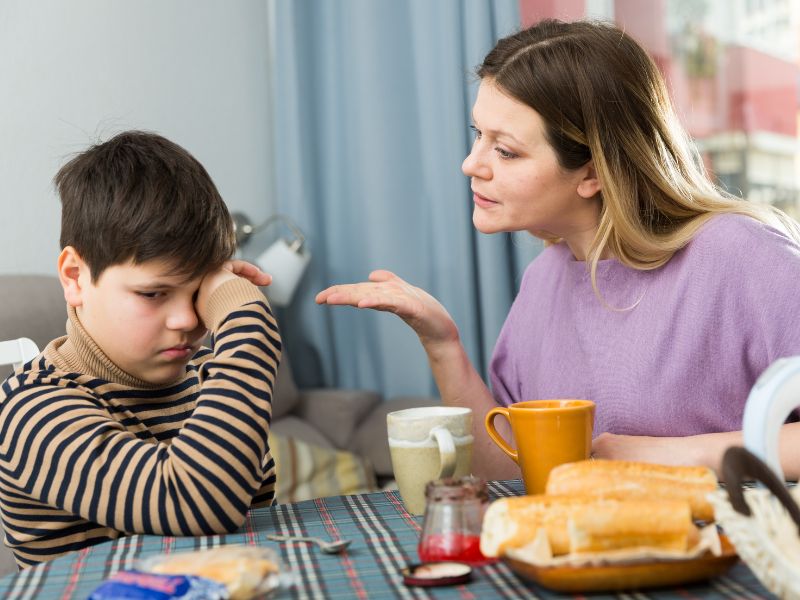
316, 20, 800, 480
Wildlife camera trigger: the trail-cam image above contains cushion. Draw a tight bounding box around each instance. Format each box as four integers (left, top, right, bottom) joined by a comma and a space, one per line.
294, 389, 381, 449
270, 415, 333, 449
270, 354, 300, 419
271, 433, 377, 504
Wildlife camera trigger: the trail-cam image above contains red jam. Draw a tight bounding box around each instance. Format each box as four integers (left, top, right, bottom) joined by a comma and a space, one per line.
417, 533, 496, 566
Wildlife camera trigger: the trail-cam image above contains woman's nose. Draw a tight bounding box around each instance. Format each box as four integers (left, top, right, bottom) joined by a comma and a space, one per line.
462, 147, 491, 180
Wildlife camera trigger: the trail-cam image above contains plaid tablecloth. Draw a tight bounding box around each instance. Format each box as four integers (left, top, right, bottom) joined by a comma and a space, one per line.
0, 480, 775, 599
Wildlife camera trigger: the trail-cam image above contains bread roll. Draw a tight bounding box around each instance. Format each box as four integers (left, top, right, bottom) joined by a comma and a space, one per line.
545, 460, 718, 521
480, 494, 697, 558
480, 494, 596, 557
568, 498, 696, 553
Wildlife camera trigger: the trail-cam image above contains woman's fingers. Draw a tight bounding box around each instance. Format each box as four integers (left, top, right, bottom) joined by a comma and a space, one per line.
317, 275, 458, 345
316, 281, 417, 316
317, 271, 407, 303
368, 269, 398, 282
317, 283, 390, 305
316, 282, 370, 304
356, 291, 416, 315
315, 285, 345, 304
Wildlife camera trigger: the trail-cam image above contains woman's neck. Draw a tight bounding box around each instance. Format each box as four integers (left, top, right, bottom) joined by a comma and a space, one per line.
564, 228, 612, 261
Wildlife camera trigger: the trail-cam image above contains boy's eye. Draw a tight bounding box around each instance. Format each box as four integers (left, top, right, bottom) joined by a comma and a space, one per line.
136, 291, 164, 299
469, 124, 481, 139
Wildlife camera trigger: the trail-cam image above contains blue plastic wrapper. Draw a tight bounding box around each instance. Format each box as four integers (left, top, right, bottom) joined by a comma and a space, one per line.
87, 570, 229, 600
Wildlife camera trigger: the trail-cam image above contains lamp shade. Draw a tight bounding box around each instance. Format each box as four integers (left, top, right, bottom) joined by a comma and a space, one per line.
255, 237, 311, 306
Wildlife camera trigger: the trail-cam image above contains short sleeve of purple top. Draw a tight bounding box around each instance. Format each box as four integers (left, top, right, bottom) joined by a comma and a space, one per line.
489, 213, 800, 437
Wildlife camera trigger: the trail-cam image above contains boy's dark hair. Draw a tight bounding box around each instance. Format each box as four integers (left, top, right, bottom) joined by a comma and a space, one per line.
55, 130, 235, 282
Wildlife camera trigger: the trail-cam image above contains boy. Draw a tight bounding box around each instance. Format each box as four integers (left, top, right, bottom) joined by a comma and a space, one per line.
0, 131, 281, 568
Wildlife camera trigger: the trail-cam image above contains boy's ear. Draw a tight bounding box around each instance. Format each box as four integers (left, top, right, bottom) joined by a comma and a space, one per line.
57, 246, 90, 307
576, 160, 602, 199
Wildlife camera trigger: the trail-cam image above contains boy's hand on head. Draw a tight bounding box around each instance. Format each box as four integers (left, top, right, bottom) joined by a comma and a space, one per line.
226, 260, 273, 287
196, 260, 273, 318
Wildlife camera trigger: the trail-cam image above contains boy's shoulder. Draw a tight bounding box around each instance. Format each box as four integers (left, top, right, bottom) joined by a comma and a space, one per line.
1, 354, 99, 407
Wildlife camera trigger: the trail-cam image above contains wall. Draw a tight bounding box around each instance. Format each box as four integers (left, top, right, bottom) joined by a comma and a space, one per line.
0, 0, 275, 275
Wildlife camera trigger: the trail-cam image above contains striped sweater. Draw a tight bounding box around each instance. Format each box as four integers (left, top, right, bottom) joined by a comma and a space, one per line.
0, 278, 280, 568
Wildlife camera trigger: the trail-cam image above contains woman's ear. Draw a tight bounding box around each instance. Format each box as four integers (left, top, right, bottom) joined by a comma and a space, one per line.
58, 247, 89, 307
577, 161, 602, 199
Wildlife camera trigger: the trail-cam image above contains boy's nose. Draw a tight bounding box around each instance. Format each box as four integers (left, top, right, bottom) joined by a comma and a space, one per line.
166, 304, 200, 331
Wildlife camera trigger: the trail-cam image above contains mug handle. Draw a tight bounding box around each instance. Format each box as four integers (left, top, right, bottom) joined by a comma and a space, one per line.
430, 426, 457, 479
742, 356, 800, 481
484, 407, 518, 463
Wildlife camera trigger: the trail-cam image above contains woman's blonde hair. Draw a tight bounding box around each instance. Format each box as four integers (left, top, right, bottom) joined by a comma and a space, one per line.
478, 20, 800, 292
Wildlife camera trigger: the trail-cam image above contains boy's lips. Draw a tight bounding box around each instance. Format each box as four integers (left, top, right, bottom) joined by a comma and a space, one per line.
473, 190, 499, 209
160, 344, 195, 360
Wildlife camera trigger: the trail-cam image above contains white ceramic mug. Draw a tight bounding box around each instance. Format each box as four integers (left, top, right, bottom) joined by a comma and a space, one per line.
742, 356, 800, 481
387, 406, 473, 515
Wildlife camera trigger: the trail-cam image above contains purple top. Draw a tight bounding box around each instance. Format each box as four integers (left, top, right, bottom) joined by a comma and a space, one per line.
489, 214, 800, 437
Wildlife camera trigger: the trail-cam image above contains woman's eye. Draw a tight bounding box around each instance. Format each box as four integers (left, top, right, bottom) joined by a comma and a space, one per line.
469, 124, 482, 139
496, 147, 518, 160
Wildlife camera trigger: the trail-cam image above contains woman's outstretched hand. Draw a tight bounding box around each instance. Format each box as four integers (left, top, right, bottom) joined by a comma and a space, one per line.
318, 270, 513, 481
316, 270, 459, 348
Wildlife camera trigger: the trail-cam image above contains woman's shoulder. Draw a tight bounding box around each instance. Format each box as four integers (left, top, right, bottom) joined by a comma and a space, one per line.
694, 212, 795, 244
676, 212, 800, 296
684, 213, 800, 263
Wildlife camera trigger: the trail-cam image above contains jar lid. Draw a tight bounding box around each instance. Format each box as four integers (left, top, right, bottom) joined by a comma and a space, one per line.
425, 476, 488, 503
401, 562, 473, 587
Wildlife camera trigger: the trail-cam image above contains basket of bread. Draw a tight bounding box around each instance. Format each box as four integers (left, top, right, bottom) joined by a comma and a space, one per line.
707, 446, 800, 599
480, 459, 738, 592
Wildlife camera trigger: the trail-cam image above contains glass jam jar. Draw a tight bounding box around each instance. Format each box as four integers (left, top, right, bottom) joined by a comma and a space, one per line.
417, 476, 495, 566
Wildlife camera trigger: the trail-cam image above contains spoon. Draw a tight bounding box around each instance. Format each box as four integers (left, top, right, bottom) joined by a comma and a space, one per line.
267, 533, 353, 554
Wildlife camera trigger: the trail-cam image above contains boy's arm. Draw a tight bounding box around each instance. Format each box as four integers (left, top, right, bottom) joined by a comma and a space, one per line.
0, 277, 280, 537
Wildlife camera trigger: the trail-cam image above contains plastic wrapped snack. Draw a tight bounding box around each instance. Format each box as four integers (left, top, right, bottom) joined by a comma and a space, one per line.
89, 571, 229, 599
136, 545, 288, 599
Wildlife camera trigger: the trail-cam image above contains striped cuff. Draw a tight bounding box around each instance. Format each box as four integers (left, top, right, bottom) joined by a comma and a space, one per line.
203, 278, 270, 332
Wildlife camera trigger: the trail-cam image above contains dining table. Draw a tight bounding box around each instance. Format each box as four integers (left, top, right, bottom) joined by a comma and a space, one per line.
0, 479, 776, 599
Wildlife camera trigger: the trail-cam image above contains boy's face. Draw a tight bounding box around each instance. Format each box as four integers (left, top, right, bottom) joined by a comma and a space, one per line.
67, 255, 208, 385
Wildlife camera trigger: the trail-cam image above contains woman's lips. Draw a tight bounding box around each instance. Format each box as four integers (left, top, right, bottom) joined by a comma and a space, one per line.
473, 192, 499, 209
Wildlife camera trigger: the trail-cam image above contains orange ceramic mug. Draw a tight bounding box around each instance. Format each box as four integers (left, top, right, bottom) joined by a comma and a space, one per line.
485, 400, 595, 494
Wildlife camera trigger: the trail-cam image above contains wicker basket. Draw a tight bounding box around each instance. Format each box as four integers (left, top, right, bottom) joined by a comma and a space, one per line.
710, 447, 800, 599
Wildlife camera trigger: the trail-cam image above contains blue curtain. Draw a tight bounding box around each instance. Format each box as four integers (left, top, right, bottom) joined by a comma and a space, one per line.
272, 0, 541, 398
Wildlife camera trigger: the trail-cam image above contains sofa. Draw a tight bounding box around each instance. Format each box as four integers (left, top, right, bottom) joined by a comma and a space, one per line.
0, 274, 437, 575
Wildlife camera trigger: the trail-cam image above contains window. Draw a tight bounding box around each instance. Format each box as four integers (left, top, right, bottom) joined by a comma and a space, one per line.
521, 0, 800, 218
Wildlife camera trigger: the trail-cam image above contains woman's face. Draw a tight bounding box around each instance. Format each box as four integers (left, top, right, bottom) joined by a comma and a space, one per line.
462, 79, 601, 253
